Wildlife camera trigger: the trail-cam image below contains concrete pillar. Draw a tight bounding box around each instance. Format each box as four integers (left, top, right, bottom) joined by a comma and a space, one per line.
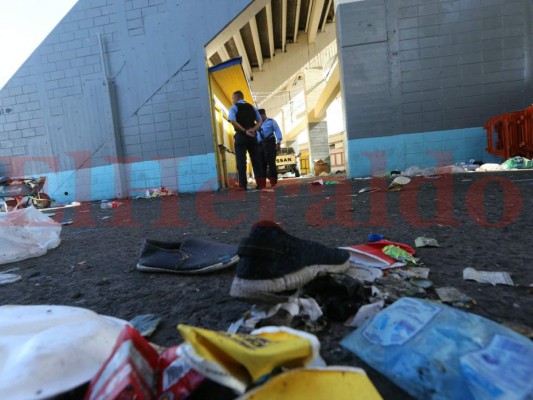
308, 120, 329, 174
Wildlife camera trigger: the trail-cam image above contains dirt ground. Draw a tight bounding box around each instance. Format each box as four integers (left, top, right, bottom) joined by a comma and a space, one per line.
2, 170, 533, 399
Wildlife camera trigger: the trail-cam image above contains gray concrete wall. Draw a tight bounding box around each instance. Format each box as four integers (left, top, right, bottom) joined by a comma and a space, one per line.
337, 0, 533, 140
308, 121, 330, 169
0, 0, 251, 190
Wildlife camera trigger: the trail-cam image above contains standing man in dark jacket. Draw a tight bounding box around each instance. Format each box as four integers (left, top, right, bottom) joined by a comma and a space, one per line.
256, 109, 283, 188
228, 91, 264, 190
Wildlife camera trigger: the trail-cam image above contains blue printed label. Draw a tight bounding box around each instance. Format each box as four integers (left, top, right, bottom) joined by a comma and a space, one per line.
460, 335, 533, 400
362, 298, 441, 346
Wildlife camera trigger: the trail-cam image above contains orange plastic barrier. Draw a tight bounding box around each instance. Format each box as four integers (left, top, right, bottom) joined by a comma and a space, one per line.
485, 105, 533, 159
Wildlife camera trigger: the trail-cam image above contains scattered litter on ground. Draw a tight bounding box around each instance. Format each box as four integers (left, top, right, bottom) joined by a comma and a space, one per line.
344, 300, 385, 328
339, 240, 416, 269
382, 244, 417, 265
140, 187, 174, 198
42, 201, 81, 212
358, 187, 380, 194
100, 200, 122, 209
302, 272, 367, 323
373, 275, 426, 300
324, 181, 340, 185
455, 159, 481, 172
0, 207, 61, 265
387, 176, 410, 191
343, 265, 383, 283
435, 287, 475, 307
501, 156, 533, 170
61, 220, 74, 226
414, 236, 440, 248
395, 267, 430, 280
311, 179, 324, 186
476, 163, 504, 172
2, 203, 532, 400
402, 166, 437, 177
341, 297, 533, 400
129, 314, 162, 337
463, 267, 514, 286
229, 297, 323, 333
409, 278, 433, 289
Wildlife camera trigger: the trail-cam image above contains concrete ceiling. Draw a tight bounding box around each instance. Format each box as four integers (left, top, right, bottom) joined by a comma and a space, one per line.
206, 0, 335, 79
206, 0, 339, 142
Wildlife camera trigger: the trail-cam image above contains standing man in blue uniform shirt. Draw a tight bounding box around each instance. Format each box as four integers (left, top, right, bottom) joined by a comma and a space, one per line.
228, 91, 263, 190
256, 109, 283, 188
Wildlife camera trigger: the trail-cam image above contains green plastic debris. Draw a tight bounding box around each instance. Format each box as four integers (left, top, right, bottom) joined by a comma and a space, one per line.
501, 156, 533, 170
382, 245, 417, 265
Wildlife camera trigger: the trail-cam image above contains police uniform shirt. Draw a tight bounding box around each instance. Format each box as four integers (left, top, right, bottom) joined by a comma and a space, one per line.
257, 118, 282, 143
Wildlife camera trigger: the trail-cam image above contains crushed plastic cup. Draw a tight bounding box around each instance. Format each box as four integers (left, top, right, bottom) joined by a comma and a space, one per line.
387, 176, 410, 191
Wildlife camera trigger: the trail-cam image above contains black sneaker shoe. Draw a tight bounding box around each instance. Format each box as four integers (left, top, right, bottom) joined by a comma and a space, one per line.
230, 221, 351, 299
137, 237, 239, 274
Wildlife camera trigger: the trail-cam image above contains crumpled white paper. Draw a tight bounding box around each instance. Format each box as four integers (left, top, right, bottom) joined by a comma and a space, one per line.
463, 267, 514, 286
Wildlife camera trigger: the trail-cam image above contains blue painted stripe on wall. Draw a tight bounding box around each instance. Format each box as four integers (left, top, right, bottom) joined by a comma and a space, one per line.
348, 127, 503, 177
32, 153, 219, 203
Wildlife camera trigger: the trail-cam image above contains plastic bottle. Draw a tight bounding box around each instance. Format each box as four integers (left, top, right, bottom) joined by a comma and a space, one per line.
341, 298, 533, 400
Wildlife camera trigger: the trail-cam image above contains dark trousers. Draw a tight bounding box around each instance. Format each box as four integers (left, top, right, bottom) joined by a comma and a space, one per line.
258, 138, 278, 186
234, 132, 261, 188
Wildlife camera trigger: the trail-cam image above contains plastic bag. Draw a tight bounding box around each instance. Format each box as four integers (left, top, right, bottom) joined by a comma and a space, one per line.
0, 206, 61, 265
341, 298, 533, 400
0, 305, 128, 400
402, 166, 424, 177
501, 156, 533, 170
